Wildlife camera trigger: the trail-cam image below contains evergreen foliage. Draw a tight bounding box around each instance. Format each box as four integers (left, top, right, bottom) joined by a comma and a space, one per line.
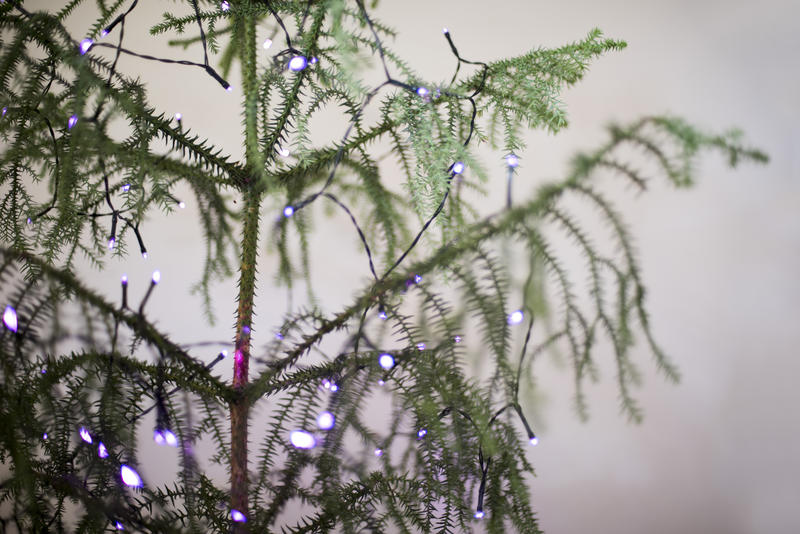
0, 1, 766, 533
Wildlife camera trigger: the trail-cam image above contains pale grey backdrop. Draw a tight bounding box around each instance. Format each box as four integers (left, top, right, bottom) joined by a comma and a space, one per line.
17, 0, 800, 532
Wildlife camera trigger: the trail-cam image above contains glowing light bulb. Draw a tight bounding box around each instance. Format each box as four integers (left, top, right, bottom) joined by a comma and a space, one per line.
416, 343, 426, 351
226, 85, 233, 92
413, 274, 422, 284
275, 332, 284, 340
507, 310, 524, 325
164, 430, 178, 447
43, 433, 48, 440
3, 306, 18, 332
2, 107, 7, 116
79, 427, 93, 444
278, 147, 291, 157
108, 237, 115, 250
122, 183, 131, 192
220, 1, 230, 11
379, 353, 395, 370
288, 56, 308, 71
141, 252, 148, 259
290, 430, 316, 449
79, 38, 93, 55
474, 510, 485, 519
221, 350, 228, 358
242, 325, 251, 335
115, 521, 124, 530
374, 448, 383, 457
453, 335, 462, 343
529, 437, 539, 446
377, 379, 385, 386
330, 384, 339, 392
151, 270, 161, 284
378, 308, 387, 320
452, 161, 465, 174
121, 275, 128, 285
443, 27, 449, 34
98, 442, 108, 458
67, 115, 78, 130
316, 411, 335, 430
230, 509, 247, 523
101, 29, 109, 38
120, 465, 142, 488
416, 87, 429, 97
283, 206, 294, 217
153, 430, 165, 445
262, 38, 273, 49
178, 201, 186, 209
417, 428, 427, 439
309, 57, 318, 64
321, 379, 331, 390
505, 154, 519, 168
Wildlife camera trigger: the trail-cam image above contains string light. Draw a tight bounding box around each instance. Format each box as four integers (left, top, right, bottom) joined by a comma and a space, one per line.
452, 161, 465, 174
174, 112, 182, 122
374, 448, 383, 457
377, 379, 385, 386
2, 306, 17, 332
453, 335, 462, 343
122, 183, 131, 192
283, 206, 294, 218
178, 201, 186, 209
43, 433, 48, 440
67, 115, 78, 130
98, 442, 109, 458
377, 306, 387, 320
417, 428, 427, 439
277, 147, 291, 157
505, 154, 519, 168
220, 1, 230, 11
2, 107, 7, 116
142, 252, 148, 259
413, 274, 422, 284
507, 310, 524, 325
79, 38, 93, 55
378, 353, 395, 370
262, 38, 272, 49
108, 237, 115, 250
290, 430, 316, 449
416, 86, 429, 97
316, 411, 335, 430
230, 509, 247, 523
416, 343, 426, 351
151, 270, 161, 284
474, 510, 485, 519
79, 427, 93, 444
529, 436, 539, 446
288, 56, 308, 71
115, 521, 124, 530
154, 429, 178, 447
330, 384, 339, 392
120, 465, 143, 488
309, 57, 318, 64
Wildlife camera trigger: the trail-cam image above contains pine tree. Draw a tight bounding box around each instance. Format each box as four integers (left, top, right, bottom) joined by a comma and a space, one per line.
0, 1, 767, 533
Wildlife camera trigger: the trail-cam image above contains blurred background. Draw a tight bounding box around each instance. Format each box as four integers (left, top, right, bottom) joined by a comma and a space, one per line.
20, 0, 800, 532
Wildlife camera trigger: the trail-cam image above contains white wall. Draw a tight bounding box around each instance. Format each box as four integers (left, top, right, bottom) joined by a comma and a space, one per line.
21, 0, 800, 532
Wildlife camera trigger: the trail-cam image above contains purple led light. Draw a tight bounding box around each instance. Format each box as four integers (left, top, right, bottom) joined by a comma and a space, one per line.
507, 310, 524, 325
374, 448, 383, 457
452, 161, 465, 174
378, 353, 395, 370
174, 112, 182, 122
151, 270, 161, 284
2, 107, 7, 116
262, 38, 273, 49
288, 55, 308, 72
230, 509, 247, 523
122, 183, 131, 192
414, 274, 422, 284
68, 115, 78, 130
43, 433, 48, 440
79, 427, 93, 444
377, 379, 385, 386
79, 38, 93, 55
115, 521, 124, 530
108, 237, 115, 250
220, 1, 230, 11
416, 87, 429, 97
3, 306, 18, 332
474, 510, 485, 519
330, 384, 339, 392
417, 428, 427, 439
98, 442, 109, 458
416, 343, 426, 351
120, 465, 142, 488
505, 154, 519, 168
316, 411, 335, 430
153, 430, 165, 446
141, 251, 148, 259
164, 430, 178, 447
178, 201, 186, 209
121, 275, 128, 285
453, 335, 462, 343
283, 206, 295, 218
529, 437, 539, 446
378, 309, 387, 320
290, 430, 316, 449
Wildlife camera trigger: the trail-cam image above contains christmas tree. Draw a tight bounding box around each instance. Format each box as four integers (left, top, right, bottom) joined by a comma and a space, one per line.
0, 1, 767, 532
